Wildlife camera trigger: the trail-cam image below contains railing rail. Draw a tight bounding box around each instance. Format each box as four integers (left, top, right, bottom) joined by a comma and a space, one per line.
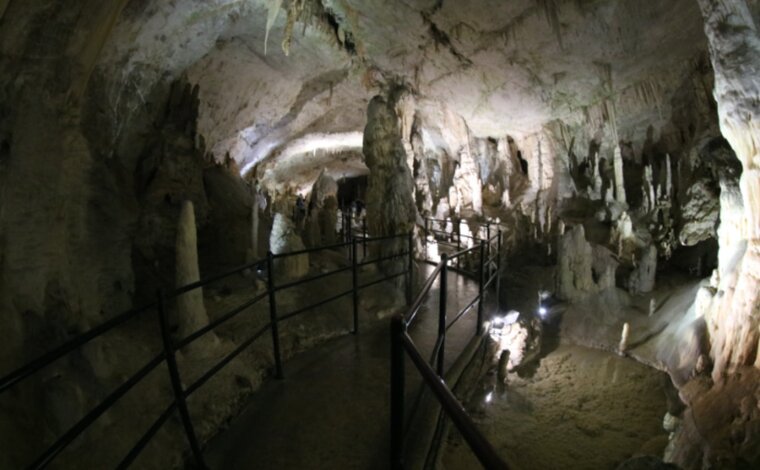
391, 217, 506, 469
0, 225, 412, 470
397, 319, 508, 470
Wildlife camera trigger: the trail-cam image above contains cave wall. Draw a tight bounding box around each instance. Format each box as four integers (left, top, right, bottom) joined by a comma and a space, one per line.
696, 0, 760, 380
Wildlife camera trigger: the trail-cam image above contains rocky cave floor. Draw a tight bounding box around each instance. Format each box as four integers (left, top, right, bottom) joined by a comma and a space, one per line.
444, 343, 670, 470
440, 262, 703, 469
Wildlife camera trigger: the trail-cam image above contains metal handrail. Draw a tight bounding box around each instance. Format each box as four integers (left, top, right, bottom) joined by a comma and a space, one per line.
274, 265, 353, 291
392, 223, 505, 469
169, 256, 267, 298
270, 240, 350, 259
399, 323, 509, 470
353, 232, 409, 243
278, 288, 355, 322
29, 353, 165, 469
404, 261, 444, 326
175, 291, 269, 349
448, 244, 480, 260
1, 226, 415, 469
357, 250, 409, 267
446, 295, 481, 332
0, 302, 156, 394
184, 323, 272, 397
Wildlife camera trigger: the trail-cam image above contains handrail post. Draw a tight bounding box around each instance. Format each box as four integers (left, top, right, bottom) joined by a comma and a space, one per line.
347, 211, 353, 246
362, 215, 369, 260
156, 290, 206, 469
267, 252, 284, 379
478, 240, 486, 336
456, 224, 461, 272
496, 229, 502, 308
438, 254, 448, 377
486, 223, 491, 261
352, 237, 359, 334
406, 231, 413, 306
341, 209, 346, 243
390, 315, 406, 470
423, 218, 429, 262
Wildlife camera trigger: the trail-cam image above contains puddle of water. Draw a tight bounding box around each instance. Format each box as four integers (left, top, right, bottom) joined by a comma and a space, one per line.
444, 344, 670, 470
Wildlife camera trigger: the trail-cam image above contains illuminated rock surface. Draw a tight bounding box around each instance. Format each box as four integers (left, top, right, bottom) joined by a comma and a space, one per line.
1, 0, 759, 468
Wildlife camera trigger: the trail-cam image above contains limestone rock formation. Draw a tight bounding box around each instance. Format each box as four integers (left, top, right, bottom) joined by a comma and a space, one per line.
490, 313, 543, 372
628, 246, 658, 294
175, 200, 214, 344
363, 86, 418, 270
270, 213, 308, 281
697, 0, 760, 380
678, 179, 720, 246
557, 225, 618, 302
3, 0, 760, 467
305, 170, 339, 247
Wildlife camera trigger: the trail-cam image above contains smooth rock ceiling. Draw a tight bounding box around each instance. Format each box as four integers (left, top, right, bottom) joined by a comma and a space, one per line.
90, 0, 706, 176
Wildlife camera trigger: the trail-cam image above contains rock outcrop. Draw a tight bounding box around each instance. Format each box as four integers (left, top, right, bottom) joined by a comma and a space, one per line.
557, 225, 618, 302
363, 86, 418, 266
270, 213, 308, 281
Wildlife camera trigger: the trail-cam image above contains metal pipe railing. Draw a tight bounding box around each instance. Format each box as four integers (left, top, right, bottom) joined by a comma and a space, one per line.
2, 213, 497, 469
392, 218, 507, 469
0, 302, 155, 394
1, 223, 414, 469
394, 319, 509, 470
156, 292, 206, 467
437, 253, 448, 378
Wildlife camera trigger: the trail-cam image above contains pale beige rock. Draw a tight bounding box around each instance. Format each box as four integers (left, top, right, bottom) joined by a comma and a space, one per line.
175, 201, 216, 345
270, 213, 308, 281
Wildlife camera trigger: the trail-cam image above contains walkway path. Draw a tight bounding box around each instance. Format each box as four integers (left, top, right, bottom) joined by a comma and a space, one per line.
204, 263, 497, 469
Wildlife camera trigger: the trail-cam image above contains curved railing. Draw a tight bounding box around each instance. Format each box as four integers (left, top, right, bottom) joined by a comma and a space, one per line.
391, 222, 509, 469
0, 232, 412, 469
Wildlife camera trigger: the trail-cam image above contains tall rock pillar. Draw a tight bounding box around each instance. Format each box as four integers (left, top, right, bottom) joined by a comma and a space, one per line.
363, 86, 418, 265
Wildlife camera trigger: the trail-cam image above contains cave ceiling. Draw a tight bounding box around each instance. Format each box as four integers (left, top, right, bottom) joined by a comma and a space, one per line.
86, 0, 708, 178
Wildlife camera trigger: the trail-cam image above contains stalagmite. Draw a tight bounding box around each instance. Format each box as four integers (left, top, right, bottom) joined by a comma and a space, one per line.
628, 245, 657, 294
270, 213, 309, 281
619, 322, 630, 355
175, 200, 215, 345
363, 86, 417, 275
664, 153, 673, 201
305, 170, 339, 247
590, 153, 603, 200
643, 164, 655, 212
613, 145, 627, 204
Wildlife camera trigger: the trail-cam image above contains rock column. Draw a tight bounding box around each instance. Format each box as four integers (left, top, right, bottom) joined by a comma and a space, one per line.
363, 86, 418, 267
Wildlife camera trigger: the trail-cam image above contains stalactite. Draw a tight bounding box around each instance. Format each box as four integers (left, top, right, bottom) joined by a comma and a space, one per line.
282, 0, 307, 56
264, 0, 284, 55
536, 0, 563, 49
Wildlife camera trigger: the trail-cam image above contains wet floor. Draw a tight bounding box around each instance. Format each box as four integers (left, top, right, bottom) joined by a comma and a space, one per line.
443, 343, 670, 470
203, 263, 495, 469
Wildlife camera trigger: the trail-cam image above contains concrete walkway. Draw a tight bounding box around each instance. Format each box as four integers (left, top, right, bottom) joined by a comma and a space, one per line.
204, 263, 496, 469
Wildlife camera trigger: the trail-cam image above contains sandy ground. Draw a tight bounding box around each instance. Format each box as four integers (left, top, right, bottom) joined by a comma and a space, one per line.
442, 343, 670, 470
